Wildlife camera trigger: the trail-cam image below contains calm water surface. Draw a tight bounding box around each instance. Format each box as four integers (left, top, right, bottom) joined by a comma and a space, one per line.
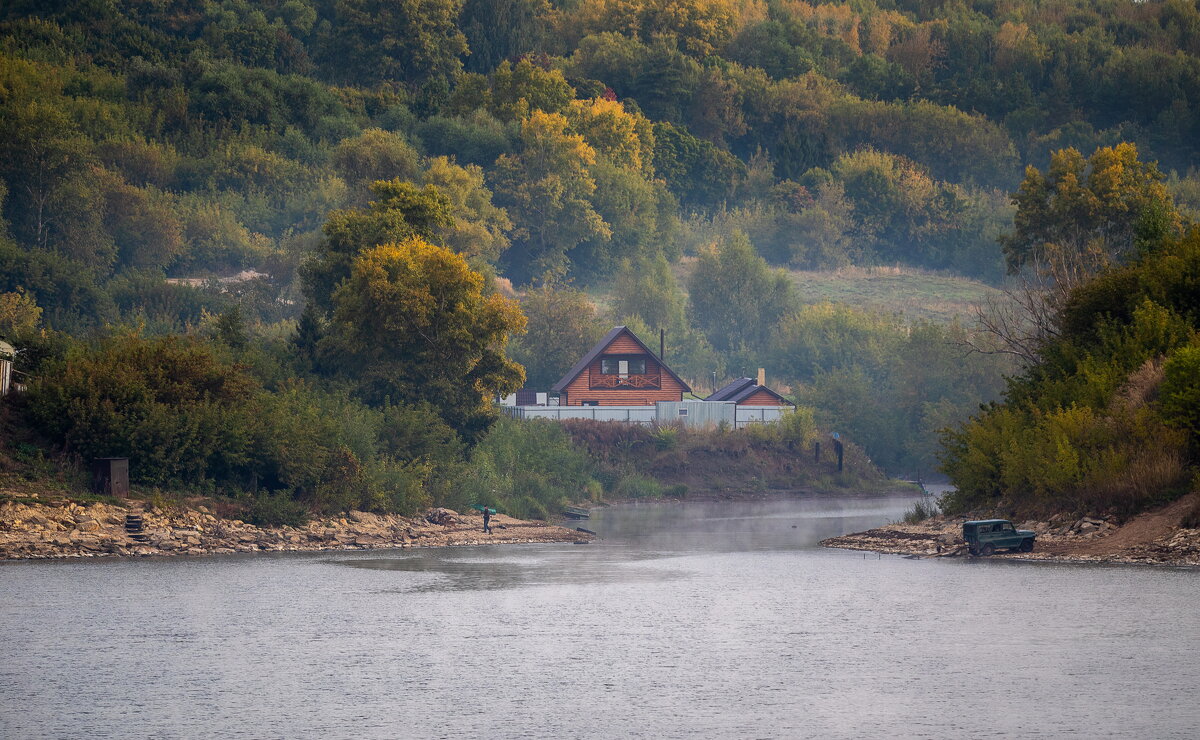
3, 494, 1199, 739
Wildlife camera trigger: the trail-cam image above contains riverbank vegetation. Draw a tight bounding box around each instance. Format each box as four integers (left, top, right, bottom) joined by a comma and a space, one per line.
940, 147, 1200, 522
2, 1, 1200, 518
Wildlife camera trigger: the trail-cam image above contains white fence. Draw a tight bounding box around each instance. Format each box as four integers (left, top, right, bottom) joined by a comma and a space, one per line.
501, 401, 791, 428
732, 405, 790, 428
501, 405, 658, 424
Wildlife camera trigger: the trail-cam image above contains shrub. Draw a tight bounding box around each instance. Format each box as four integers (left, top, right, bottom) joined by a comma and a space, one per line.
651, 425, 679, 451
615, 475, 664, 499
26, 333, 261, 488
1160, 343, 1200, 439
1182, 493, 1200, 530
942, 401, 1190, 518
509, 493, 551, 521
902, 498, 939, 524
459, 417, 594, 516
778, 406, 819, 447
245, 491, 310, 527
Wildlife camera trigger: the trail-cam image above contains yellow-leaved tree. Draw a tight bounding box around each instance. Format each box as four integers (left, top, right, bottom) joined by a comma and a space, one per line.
1002, 143, 1181, 275
493, 110, 611, 282
322, 237, 527, 442
565, 97, 656, 175
975, 143, 1185, 363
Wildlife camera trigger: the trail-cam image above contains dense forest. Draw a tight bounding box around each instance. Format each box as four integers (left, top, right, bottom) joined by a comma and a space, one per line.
2, 0, 1200, 519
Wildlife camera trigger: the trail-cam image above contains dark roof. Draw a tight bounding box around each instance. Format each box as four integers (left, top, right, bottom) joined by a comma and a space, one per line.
551, 326, 692, 393
707, 377, 756, 402
706, 378, 793, 405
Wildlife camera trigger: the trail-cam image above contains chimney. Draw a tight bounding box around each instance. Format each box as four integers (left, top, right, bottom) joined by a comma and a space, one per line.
757, 367, 765, 387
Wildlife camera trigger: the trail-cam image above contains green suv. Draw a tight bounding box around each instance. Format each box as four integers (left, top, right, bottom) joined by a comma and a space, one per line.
963, 519, 1035, 556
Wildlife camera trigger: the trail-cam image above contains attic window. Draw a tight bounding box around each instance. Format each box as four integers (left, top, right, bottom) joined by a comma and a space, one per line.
601, 357, 646, 374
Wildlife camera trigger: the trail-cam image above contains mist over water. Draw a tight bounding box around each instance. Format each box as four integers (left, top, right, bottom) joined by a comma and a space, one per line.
3, 494, 1198, 739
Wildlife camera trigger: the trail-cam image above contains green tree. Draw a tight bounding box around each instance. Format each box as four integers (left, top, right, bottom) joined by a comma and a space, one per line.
102, 176, 185, 271
688, 231, 795, 353
508, 284, 605, 390
0, 101, 90, 250
422, 156, 512, 264
493, 110, 611, 282
321, 237, 527, 441
460, 0, 554, 73
331, 128, 421, 202
0, 238, 115, 329
611, 255, 685, 331
651, 121, 744, 206
1161, 343, 1200, 440
1002, 144, 1182, 274
570, 160, 678, 282
324, 0, 467, 87
488, 59, 575, 121
214, 306, 248, 350
301, 179, 454, 315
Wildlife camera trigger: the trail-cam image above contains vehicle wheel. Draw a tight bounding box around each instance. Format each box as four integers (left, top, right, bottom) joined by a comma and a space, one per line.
968, 547, 978, 556
1020, 539, 1034, 553
980, 543, 995, 556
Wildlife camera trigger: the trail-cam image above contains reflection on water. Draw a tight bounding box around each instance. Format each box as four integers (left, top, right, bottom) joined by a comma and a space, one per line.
336, 496, 907, 591
341, 549, 692, 593
3, 493, 1199, 739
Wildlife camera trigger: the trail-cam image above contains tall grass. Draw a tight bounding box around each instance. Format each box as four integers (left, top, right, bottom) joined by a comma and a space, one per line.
902, 497, 939, 524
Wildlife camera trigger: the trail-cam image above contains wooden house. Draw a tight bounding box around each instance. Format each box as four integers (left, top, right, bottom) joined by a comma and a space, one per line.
551, 326, 691, 406
706, 375, 793, 407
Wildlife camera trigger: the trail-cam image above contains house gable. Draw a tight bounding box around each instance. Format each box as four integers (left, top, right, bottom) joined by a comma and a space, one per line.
551, 326, 691, 406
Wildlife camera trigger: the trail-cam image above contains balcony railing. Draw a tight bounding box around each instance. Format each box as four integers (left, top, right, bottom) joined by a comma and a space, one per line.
590, 373, 661, 390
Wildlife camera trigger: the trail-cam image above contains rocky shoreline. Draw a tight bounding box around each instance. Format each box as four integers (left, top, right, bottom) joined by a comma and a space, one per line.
0, 494, 591, 561
821, 493, 1200, 566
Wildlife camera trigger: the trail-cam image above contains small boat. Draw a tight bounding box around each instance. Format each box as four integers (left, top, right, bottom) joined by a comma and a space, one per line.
562, 505, 590, 520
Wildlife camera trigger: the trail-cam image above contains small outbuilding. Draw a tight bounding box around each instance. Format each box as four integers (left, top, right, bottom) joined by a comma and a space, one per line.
706, 372, 794, 407
0, 340, 14, 398
91, 458, 130, 498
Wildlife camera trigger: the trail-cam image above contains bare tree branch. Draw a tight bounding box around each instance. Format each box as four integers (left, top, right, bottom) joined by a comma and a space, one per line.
961, 246, 1109, 366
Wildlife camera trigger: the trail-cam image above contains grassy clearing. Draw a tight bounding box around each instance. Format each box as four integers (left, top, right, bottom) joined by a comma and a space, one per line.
785, 266, 999, 325
665, 259, 998, 325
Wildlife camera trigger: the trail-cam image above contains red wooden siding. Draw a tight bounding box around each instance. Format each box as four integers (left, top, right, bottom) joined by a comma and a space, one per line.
603, 335, 644, 354
561, 334, 685, 406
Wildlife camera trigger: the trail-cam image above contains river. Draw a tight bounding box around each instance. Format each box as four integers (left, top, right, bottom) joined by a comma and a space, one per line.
2, 494, 1198, 738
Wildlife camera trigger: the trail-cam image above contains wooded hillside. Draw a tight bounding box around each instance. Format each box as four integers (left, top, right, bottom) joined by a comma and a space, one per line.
3, 1, 1200, 512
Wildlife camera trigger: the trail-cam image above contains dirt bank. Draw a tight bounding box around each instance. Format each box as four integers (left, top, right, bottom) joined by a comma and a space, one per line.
821, 493, 1200, 566
0, 493, 591, 561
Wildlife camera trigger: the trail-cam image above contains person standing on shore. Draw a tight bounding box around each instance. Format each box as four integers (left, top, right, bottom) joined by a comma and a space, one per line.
483, 507, 491, 534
